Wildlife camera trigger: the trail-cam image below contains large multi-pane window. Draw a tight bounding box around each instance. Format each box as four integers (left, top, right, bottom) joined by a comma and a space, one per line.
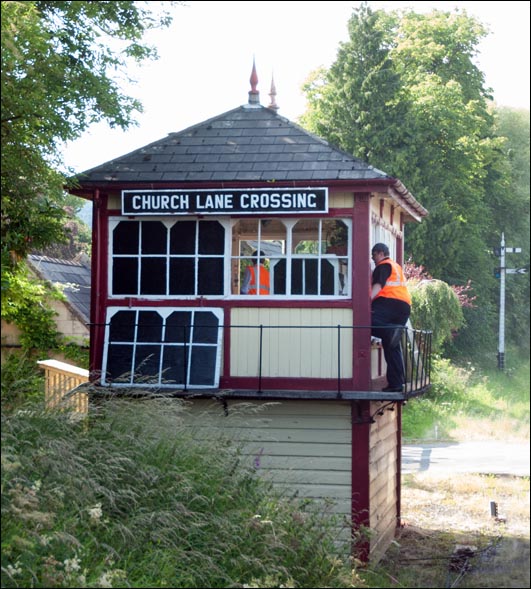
110, 217, 350, 298
111, 219, 226, 296
102, 307, 222, 388
231, 218, 350, 296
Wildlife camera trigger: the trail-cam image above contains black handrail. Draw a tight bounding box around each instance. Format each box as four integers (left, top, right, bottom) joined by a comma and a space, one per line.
97, 321, 432, 397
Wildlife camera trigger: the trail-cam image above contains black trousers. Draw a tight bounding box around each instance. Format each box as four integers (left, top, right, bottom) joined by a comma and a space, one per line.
371, 301, 410, 388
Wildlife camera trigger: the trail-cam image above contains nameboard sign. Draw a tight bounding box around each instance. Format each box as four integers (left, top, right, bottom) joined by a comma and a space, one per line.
122, 188, 328, 215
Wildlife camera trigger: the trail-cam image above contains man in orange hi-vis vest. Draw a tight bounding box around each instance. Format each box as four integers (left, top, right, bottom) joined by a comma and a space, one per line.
241, 250, 270, 295
371, 243, 411, 392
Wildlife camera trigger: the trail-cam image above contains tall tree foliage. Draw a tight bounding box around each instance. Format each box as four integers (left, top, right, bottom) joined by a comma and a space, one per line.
301, 3, 528, 357
1, 1, 174, 350
491, 108, 530, 353
1, 0, 173, 270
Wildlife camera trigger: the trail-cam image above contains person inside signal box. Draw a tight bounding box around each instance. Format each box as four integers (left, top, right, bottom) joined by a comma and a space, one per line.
371, 243, 411, 392
241, 250, 270, 295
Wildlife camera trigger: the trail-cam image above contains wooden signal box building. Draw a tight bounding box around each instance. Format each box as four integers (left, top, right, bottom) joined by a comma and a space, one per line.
70, 69, 430, 560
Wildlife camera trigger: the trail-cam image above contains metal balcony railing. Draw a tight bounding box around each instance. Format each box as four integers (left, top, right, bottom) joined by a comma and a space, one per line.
97, 321, 432, 398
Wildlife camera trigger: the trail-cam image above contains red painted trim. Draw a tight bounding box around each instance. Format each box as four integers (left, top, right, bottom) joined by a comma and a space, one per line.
379, 198, 384, 218
101, 298, 353, 310
351, 192, 371, 391
396, 233, 404, 266
70, 178, 397, 197
390, 205, 395, 226
106, 207, 358, 222
89, 189, 100, 376
224, 376, 352, 391
351, 400, 371, 561
91, 195, 109, 379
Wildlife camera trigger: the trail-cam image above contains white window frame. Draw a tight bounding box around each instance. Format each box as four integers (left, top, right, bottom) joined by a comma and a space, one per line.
101, 306, 223, 389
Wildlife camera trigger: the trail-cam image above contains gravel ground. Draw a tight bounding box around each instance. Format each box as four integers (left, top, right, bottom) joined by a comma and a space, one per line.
374, 471, 530, 588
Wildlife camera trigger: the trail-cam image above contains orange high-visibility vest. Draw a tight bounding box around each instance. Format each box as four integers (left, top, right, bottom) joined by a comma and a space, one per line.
374, 259, 411, 305
248, 264, 270, 295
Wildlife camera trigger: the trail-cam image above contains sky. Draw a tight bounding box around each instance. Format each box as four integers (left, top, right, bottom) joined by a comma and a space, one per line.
62, 0, 531, 173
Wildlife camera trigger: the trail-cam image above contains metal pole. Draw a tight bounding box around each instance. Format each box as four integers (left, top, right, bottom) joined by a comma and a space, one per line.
498, 233, 505, 370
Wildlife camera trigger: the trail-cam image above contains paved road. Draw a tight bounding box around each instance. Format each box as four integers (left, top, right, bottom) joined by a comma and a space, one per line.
402, 441, 530, 476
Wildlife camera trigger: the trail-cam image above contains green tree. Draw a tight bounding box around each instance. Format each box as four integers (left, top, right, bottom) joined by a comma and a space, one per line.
1, 0, 173, 269
409, 278, 464, 354
1, 1, 174, 353
300, 4, 517, 361
493, 108, 530, 352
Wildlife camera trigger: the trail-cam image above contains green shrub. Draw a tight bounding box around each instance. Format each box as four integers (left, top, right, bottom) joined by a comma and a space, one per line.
409, 279, 464, 354
0, 351, 45, 410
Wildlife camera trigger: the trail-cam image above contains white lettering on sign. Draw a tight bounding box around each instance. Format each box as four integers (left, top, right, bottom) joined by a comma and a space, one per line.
131, 194, 190, 210
196, 193, 234, 209
122, 188, 327, 215
240, 192, 318, 209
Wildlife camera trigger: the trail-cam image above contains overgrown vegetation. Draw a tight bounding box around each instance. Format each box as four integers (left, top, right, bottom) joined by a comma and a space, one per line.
1, 399, 364, 589
402, 351, 530, 442
1, 349, 528, 588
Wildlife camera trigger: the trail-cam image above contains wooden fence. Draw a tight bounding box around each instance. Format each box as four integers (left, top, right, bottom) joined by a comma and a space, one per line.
37, 359, 89, 415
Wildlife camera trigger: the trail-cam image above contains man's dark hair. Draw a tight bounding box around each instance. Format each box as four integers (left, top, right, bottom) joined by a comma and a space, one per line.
252, 250, 266, 262
372, 243, 390, 256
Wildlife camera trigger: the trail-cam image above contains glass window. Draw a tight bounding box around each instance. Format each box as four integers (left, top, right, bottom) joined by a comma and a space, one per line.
102, 308, 222, 388
110, 216, 350, 299
232, 218, 350, 297
111, 219, 225, 297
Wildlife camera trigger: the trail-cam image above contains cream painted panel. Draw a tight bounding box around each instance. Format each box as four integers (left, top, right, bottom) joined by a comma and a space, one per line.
182, 399, 352, 519
329, 192, 354, 209
230, 308, 353, 378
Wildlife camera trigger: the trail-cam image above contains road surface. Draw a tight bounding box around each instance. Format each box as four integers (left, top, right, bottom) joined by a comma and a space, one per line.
402, 441, 530, 476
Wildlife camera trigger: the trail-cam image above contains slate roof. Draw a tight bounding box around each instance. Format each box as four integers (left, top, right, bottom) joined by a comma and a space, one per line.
28, 255, 91, 324
75, 104, 393, 185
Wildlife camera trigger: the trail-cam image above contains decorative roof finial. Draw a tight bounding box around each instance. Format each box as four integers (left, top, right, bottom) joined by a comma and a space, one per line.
248, 57, 260, 105
268, 73, 279, 112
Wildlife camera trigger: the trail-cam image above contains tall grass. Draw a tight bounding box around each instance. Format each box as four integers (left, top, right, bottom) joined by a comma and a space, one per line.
402, 350, 530, 441
1, 399, 364, 588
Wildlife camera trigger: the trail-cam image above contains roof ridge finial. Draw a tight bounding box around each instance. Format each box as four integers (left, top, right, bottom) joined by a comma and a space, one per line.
248, 57, 260, 105
268, 72, 279, 112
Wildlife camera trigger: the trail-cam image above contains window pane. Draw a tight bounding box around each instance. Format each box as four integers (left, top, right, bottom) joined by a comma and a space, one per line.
324, 219, 348, 255
272, 259, 286, 294
137, 311, 162, 342
113, 221, 139, 254
170, 221, 196, 254
198, 259, 224, 295
133, 345, 161, 383
291, 259, 319, 294
141, 258, 167, 294
142, 221, 167, 254
321, 259, 335, 295
199, 221, 224, 254
169, 259, 195, 294
293, 219, 320, 254
165, 311, 192, 342
193, 311, 220, 344
161, 346, 187, 385
109, 310, 136, 341
189, 347, 217, 386
113, 259, 138, 294
106, 344, 133, 381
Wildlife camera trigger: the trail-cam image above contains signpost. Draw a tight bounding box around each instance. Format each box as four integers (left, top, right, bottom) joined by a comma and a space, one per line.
495, 233, 526, 369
